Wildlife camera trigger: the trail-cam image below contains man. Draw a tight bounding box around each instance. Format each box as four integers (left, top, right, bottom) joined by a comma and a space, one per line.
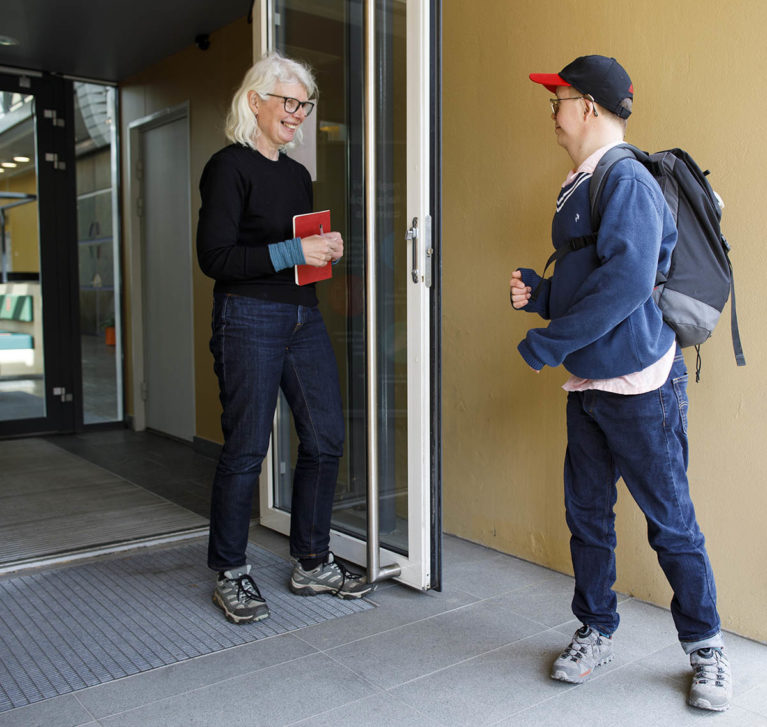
510, 55, 732, 712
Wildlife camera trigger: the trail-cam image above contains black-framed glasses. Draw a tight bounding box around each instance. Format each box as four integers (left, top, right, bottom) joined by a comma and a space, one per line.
549, 96, 586, 115
265, 94, 315, 116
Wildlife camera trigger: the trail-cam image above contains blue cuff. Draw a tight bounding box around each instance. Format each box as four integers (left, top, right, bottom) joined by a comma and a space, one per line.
517, 339, 545, 371
268, 237, 306, 272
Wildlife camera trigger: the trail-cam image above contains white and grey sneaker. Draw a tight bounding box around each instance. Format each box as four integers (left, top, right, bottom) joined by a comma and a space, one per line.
290, 552, 375, 599
551, 625, 614, 684
688, 647, 732, 712
213, 565, 269, 624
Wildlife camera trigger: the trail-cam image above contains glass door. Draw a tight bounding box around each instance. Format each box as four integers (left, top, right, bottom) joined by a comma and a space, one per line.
0, 71, 79, 435
259, 0, 440, 590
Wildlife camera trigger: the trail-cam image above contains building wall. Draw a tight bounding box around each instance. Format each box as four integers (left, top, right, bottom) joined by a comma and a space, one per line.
0, 171, 38, 273
118, 17, 251, 435
442, 0, 766, 641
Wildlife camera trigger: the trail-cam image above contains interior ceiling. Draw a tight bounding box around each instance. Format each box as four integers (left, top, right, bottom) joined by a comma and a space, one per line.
0, 0, 252, 83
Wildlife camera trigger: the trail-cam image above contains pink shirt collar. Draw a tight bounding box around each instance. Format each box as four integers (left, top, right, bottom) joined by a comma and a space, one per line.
563, 141, 623, 187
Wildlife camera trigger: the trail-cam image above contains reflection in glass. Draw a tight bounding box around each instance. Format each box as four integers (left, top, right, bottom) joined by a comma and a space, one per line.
74, 83, 122, 423
0, 91, 45, 421
272, 0, 409, 555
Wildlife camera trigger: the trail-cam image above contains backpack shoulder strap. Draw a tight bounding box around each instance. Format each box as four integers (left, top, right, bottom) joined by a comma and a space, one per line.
589, 143, 645, 229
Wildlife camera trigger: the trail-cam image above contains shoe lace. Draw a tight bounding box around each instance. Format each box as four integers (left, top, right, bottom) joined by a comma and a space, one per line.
234, 573, 264, 604
692, 649, 729, 686
327, 554, 364, 596
562, 630, 602, 663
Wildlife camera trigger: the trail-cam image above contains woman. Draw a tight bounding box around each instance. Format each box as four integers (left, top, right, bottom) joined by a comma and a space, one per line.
197, 52, 373, 624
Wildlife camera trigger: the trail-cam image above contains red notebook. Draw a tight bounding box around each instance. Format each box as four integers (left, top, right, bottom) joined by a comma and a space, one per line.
293, 210, 332, 285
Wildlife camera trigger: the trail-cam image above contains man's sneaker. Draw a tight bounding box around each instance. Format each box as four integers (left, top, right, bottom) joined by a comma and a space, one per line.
550, 625, 614, 684
289, 552, 375, 599
688, 647, 732, 712
212, 565, 269, 624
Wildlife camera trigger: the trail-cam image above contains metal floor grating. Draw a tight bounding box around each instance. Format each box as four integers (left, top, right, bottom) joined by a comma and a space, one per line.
0, 541, 374, 712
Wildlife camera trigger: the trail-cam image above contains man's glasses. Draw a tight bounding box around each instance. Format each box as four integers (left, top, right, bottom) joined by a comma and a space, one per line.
549, 96, 586, 115
265, 94, 315, 116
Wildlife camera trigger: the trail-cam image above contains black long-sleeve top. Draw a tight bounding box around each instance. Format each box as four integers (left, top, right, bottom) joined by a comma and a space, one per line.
196, 144, 317, 306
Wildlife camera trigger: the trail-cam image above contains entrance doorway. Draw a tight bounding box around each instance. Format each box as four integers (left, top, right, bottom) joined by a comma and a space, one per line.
258, 0, 442, 590
0, 71, 125, 435
0, 71, 77, 435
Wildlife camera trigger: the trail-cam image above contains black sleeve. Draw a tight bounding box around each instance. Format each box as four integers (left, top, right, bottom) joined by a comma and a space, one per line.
195, 152, 275, 282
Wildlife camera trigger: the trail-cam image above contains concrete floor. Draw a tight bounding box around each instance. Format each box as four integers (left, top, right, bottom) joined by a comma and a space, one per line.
0, 432, 766, 726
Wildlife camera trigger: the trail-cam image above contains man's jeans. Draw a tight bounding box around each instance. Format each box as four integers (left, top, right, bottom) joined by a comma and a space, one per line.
564, 348, 721, 644
207, 293, 344, 571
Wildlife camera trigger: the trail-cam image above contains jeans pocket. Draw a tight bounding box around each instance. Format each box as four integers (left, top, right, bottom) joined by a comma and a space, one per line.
672, 374, 689, 435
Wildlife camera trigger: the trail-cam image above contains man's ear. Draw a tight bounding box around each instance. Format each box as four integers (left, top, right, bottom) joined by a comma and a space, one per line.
585, 94, 599, 117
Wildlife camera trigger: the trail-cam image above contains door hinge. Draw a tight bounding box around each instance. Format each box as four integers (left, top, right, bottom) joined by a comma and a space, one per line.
136, 197, 144, 218
44, 152, 66, 171
424, 215, 433, 289
43, 108, 66, 127
140, 381, 148, 401
52, 386, 73, 403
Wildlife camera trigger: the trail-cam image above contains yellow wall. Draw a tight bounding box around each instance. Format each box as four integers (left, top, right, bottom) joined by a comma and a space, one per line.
0, 171, 39, 272
443, 0, 766, 641
119, 17, 251, 433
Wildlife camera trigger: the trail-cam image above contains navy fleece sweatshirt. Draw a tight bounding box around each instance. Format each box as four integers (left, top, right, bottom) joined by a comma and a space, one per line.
517, 158, 677, 379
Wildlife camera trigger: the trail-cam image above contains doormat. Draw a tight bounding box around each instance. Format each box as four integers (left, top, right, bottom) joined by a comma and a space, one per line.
0, 541, 374, 713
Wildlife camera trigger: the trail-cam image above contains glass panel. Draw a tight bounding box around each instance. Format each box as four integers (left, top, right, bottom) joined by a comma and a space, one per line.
0, 90, 45, 421
272, 0, 408, 555
74, 82, 122, 423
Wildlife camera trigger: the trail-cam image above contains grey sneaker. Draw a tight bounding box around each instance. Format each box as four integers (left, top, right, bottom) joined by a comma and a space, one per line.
551, 625, 614, 684
289, 553, 375, 599
212, 565, 269, 624
688, 647, 732, 712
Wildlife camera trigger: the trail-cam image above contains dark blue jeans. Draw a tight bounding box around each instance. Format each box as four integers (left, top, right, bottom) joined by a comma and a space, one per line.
564, 348, 721, 644
207, 293, 344, 571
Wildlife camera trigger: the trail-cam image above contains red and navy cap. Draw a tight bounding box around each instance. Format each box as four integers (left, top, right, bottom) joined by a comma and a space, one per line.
530, 55, 634, 119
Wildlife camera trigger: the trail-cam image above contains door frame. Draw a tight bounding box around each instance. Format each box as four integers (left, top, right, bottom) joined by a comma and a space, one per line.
0, 69, 81, 437
126, 103, 195, 434
256, 0, 442, 591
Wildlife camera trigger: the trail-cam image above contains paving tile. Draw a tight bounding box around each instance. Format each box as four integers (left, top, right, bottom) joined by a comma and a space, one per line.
442, 552, 558, 600
294, 580, 479, 651
248, 524, 293, 561
76, 633, 317, 719
288, 693, 442, 726
390, 629, 576, 727
326, 596, 545, 690
97, 653, 378, 727
0, 694, 94, 727
494, 664, 767, 727
441, 534, 500, 565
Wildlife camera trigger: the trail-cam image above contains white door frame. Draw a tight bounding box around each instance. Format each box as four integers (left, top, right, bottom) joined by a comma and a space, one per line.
257, 0, 435, 590
126, 103, 194, 434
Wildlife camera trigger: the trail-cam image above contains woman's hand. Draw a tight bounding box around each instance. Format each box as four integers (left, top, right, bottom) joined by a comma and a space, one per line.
301, 232, 344, 267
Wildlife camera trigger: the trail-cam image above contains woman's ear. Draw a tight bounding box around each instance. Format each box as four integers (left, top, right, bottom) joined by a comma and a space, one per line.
247, 91, 259, 115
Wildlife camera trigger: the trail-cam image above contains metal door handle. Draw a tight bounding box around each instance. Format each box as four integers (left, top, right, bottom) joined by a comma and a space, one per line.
406, 217, 419, 283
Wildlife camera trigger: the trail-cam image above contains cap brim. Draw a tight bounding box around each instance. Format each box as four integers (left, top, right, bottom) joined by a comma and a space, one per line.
529, 73, 571, 94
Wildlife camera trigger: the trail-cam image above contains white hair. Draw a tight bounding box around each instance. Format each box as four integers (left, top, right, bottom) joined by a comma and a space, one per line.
225, 51, 317, 150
